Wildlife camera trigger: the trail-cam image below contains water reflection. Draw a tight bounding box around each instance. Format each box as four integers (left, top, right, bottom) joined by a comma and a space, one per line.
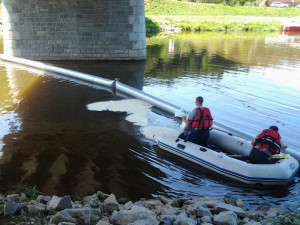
0, 64, 166, 200
46, 61, 146, 90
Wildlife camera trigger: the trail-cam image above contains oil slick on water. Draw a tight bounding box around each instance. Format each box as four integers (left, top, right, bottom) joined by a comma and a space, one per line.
87, 99, 181, 140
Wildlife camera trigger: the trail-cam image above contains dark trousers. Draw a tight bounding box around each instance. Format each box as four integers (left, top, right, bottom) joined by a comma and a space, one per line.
249, 148, 273, 164
178, 129, 210, 146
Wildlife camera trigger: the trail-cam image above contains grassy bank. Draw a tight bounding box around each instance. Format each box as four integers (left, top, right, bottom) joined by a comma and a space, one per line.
145, 0, 300, 32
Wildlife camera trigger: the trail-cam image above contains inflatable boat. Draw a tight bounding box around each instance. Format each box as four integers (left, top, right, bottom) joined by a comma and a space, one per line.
154, 129, 299, 187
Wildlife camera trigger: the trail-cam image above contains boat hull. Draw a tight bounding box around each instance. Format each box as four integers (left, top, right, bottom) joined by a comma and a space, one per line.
281, 24, 300, 32
155, 134, 299, 186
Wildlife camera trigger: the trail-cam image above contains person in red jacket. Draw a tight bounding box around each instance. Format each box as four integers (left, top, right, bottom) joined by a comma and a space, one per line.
249, 126, 288, 164
179, 96, 213, 146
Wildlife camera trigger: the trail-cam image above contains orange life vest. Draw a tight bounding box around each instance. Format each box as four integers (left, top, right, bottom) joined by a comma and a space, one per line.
253, 129, 281, 155
191, 107, 213, 130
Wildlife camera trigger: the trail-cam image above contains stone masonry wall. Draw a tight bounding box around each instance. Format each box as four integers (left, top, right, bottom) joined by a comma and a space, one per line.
1, 0, 146, 60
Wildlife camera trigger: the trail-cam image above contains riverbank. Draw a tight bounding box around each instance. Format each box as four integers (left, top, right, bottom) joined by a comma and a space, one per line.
1, 190, 300, 225
145, 15, 286, 33
145, 0, 300, 32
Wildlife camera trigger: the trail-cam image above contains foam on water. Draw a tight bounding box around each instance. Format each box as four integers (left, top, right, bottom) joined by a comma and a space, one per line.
87, 99, 181, 140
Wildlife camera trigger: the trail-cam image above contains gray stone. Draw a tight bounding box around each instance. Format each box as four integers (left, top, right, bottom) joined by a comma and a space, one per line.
186, 203, 213, 220
173, 216, 197, 225
265, 207, 285, 217
171, 198, 187, 208
37, 195, 52, 204
99, 201, 119, 215
245, 210, 259, 221
125, 201, 134, 210
96, 216, 112, 225
203, 198, 225, 209
224, 197, 237, 206
158, 195, 172, 205
110, 205, 157, 225
90, 208, 101, 222
201, 216, 212, 223
160, 203, 180, 216
159, 215, 176, 225
20, 193, 27, 202
48, 196, 72, 210
130, 219, 159, 225
26, 203, 47, 214
84, 195, 99, 208
235, 199, 244, 208
143, 199, 163, 210
6, 194, 20, 202
213, 211, 238, 225
4, 202, 26, 216
239, 218, 262, 225
215, 202, 246, 218
50, 208, 91, 225
58, 223, 76, 225
104, 194, 118, 204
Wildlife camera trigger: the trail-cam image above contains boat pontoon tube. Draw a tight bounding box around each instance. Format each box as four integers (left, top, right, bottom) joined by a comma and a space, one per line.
209, 129, 300, 163
0, 55, 114, 87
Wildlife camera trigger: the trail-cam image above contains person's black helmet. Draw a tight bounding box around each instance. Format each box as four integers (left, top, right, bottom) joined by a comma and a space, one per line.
269, 125, 279, 132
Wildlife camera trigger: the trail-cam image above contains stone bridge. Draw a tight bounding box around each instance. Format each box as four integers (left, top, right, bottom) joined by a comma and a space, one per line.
1, 0, 146, 61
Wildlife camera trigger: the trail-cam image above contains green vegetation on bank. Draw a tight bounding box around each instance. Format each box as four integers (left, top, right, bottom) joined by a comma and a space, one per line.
145, 0, 300, 32
145, 0, 300, 16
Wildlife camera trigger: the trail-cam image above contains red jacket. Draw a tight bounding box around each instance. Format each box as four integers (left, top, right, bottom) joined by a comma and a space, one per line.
253, 129, 281, 155
190, 107, 213, 129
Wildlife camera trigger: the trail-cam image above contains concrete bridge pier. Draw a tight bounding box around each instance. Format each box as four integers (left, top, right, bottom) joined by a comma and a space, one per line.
1, 0, 146, 61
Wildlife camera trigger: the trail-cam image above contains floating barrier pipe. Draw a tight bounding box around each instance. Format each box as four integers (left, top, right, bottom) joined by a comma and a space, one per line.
0, 54, 114, 87
1, 55, 299, 162
116, 80, 181, 115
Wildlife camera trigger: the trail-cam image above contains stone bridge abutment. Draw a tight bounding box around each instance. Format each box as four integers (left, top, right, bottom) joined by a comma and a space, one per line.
1, 0, 146, 60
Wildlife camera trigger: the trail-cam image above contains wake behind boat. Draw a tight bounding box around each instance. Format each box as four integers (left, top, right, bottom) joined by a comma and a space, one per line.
154, 129, 299, 187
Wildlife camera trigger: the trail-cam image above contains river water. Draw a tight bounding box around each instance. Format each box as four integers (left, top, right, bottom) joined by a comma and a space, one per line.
0, 32, 300, 210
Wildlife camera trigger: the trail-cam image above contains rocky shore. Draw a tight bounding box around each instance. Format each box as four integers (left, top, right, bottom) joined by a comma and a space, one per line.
1, 190, 300, 225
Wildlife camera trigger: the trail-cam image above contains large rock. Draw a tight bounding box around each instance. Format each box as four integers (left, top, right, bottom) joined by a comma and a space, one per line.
37, 195, 52, 205
96, 216, 112, 225
97, 191, 109, 201
26, 203, 47, 214
130, 219, 159, 225
159, 203, 181, 216
158, 195, 172, 205
48, 196, 73, 210
4, 202, 26, 216
99, 194, 120, 215
214, 202, 246, 218
110, 205, 158, 225
159, 215, 176, 225
84, 194, 99, 208
50, 208, 91, 225
173, 216, 197, 225
143, 199, 164, 211
186, 204, 213, 219
6, 194, 20, 203
213, 211, 238, 225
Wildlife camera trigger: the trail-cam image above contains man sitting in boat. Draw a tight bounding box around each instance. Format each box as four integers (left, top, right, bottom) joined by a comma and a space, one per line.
178, 96, 213, 146
249, 126, 288, 164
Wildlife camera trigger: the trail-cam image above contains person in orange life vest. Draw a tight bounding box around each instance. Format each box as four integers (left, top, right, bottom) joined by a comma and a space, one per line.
178, 96, 213, 146
249, 126, 288, 164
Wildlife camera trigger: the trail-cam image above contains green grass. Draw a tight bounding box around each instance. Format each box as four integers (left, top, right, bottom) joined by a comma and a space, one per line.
145, 0, 300, 32
145, 0, 300, 17
145, 15, 281, 32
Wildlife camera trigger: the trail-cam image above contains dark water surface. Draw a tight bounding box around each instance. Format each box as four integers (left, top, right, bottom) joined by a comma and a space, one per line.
0, 32, 300, 210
